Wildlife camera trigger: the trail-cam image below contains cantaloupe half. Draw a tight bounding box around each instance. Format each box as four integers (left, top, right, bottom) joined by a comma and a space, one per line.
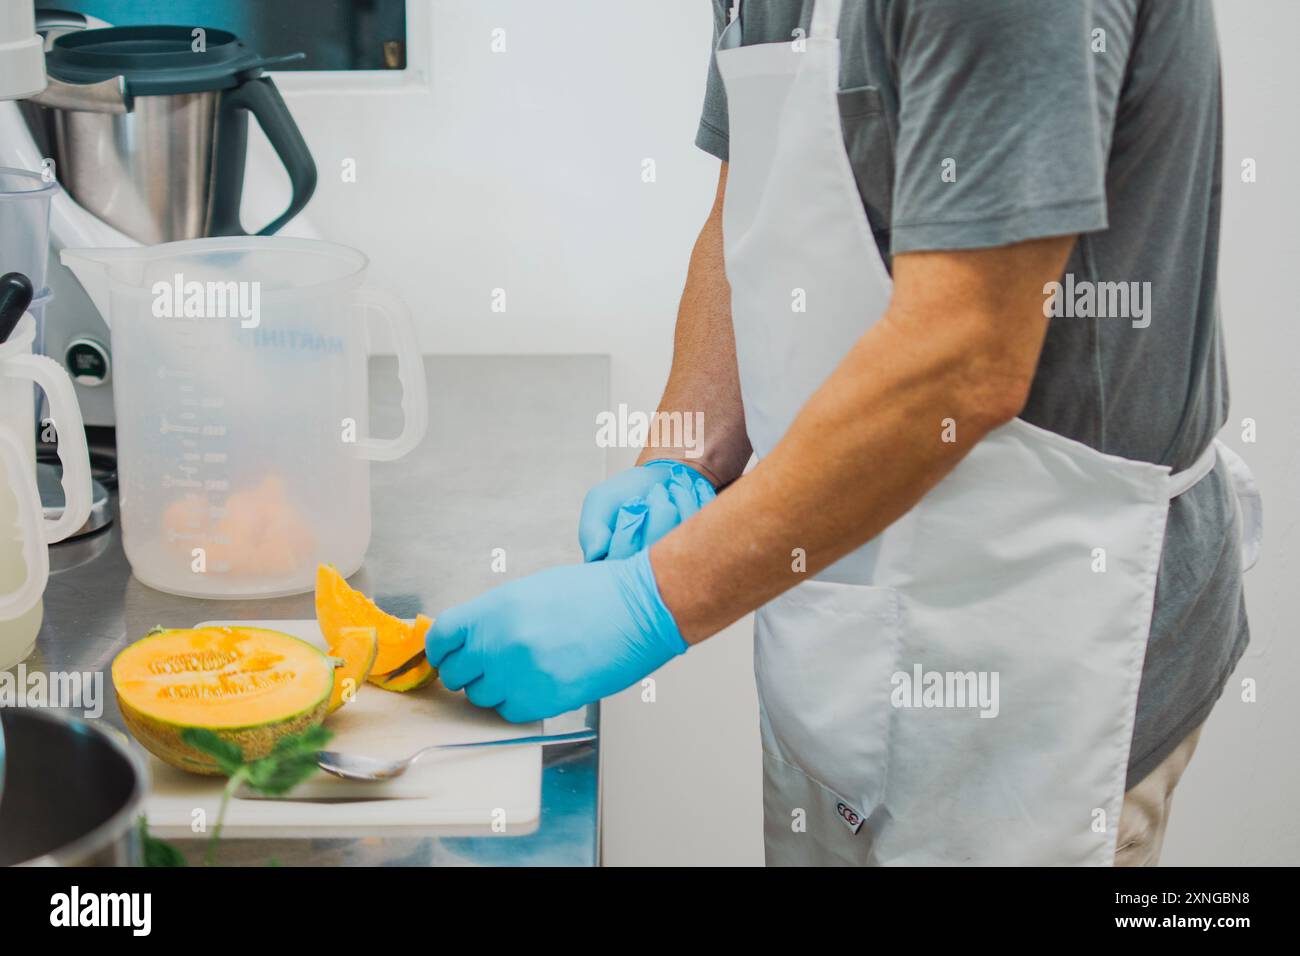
326, 627, 379, 713
315, 565, 437, 693
112, 626, 334, 775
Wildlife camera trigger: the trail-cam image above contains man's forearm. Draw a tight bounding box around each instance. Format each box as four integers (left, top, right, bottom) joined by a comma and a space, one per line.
651, 238, 1073, 642
636, 164, 752, 486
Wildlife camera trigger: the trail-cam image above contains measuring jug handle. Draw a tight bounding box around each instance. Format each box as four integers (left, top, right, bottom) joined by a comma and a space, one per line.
353, 287, 428, 462
0, 425, 49, 621
0, 354, 93, 542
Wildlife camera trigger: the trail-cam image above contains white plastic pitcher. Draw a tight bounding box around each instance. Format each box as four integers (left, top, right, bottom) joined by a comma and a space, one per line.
0, 314, 94, 669
61, 238, 427, 598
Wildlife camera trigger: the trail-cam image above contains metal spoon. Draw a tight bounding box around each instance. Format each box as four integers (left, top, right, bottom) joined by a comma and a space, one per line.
316, 729, 597, 781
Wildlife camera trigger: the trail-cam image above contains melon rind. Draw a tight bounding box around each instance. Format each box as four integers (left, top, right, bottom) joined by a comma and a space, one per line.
118, 695, 330, 776
327, 627, 380, 714
112, 626, 334, 776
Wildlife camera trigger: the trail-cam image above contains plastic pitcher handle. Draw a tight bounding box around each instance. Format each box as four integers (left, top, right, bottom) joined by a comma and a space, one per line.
353, 287, 428, 462
0, 425, 48, 621
0, 354, 93, 542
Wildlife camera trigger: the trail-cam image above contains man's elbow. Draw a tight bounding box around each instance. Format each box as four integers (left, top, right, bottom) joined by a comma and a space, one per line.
957, 358, 1036, 435
940, 311, 1045, 435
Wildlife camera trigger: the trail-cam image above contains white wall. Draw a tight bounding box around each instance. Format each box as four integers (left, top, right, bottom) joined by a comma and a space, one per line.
266, 0, 761, 866
265, 0, 1294, 865
1158, 0, 1300, 866
269, 0, 719, 416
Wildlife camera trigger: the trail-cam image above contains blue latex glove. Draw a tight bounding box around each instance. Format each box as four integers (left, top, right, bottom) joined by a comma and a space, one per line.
425, 549, 686, 722
579, 459, 716, 562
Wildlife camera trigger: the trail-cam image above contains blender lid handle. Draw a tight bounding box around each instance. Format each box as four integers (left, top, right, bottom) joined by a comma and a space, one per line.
245, 52, 308, 72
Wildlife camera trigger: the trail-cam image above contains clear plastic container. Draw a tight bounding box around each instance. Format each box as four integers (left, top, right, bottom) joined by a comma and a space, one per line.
0, 423, 44, 670
0, 314, 93, 669
0, 166, 58, 294
61, 237, 427, 598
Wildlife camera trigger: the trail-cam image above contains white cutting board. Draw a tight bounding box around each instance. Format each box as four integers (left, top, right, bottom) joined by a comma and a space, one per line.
142, 619, 542, 838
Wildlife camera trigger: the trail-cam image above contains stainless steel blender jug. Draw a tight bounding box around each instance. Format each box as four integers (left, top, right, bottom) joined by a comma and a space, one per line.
28, 25, 316, 244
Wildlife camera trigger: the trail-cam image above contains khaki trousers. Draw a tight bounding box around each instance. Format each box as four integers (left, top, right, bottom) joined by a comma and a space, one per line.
1114, 724, 1205, 867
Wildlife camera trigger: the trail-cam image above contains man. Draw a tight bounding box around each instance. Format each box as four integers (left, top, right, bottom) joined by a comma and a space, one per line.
426, 0, 1258, 865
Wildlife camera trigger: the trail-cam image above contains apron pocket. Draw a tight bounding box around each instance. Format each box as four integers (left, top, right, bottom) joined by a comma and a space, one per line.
754, 578, 902, 821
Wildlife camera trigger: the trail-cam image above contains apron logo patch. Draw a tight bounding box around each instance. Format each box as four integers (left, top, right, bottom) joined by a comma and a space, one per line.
836, 801, 866, 834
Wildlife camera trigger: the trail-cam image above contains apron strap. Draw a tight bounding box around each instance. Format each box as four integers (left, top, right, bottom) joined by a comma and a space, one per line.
1167, 441, 1217, 499
810, 0, 844, 39
1149, 439, 1262, 571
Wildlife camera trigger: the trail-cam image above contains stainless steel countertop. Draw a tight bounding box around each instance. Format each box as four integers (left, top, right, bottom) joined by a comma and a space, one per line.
23, 354, 610, 867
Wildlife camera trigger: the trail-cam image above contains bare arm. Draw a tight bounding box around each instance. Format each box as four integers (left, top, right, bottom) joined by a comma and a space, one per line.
652, 236, 1075, 642
636, 163, 753, 487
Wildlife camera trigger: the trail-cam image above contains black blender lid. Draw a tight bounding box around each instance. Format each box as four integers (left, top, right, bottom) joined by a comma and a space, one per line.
44, 25, 304, 96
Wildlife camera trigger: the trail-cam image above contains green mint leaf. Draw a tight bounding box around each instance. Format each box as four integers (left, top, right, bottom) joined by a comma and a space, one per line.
272, 724, 333, 757
180, 727, 246, 776
241, 725, 333, 797
181, 727, 246, 775
138, 816, 186, 868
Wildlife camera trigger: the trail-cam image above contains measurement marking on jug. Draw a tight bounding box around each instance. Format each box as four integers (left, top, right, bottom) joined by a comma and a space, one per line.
160, 416, 201, 436
166, 530, 208, 543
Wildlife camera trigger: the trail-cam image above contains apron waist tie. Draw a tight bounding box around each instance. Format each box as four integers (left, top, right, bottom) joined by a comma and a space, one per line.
1165, 439, 1262, 571
1167, 441, 1217, 499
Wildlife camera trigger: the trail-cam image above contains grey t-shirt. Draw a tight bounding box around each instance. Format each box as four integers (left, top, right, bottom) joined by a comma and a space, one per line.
697, 0, 1248, 786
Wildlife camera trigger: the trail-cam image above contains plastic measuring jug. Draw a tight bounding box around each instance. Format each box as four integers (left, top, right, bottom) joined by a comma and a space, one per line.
0, 167, 58, 295
0, 423, 47, 670
61, 237, 427, 598
0, 313, 94, 669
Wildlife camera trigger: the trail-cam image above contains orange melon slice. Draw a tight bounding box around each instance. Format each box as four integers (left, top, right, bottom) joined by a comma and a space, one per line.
372, 660, 436, 692
326, 626, 379, 714
369, 615, 434, 691
315, 567, 436, 693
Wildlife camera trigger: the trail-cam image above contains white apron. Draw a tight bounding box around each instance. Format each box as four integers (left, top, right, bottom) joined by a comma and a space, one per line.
717, 0, 1261, 866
